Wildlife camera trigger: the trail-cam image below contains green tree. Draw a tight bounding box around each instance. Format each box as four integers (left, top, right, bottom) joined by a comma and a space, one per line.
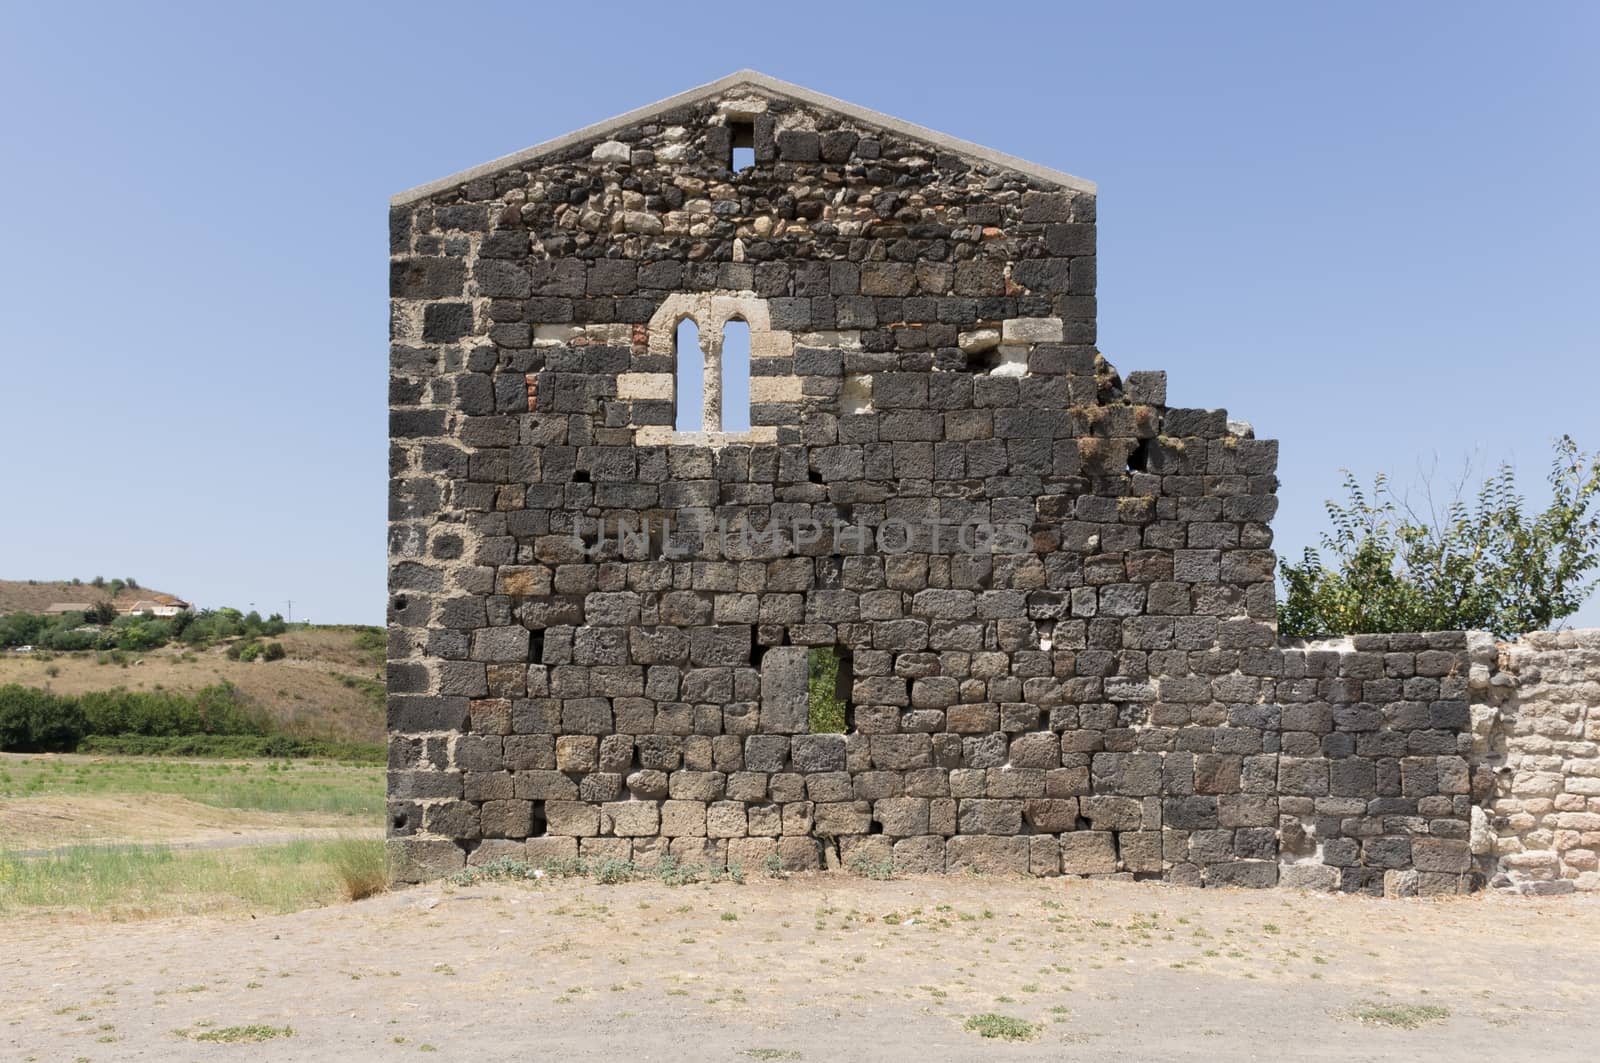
1280, 436, 1600, 639
87, 600, 118, 625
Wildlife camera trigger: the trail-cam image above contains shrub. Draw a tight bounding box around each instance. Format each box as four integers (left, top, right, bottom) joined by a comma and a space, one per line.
0, 611, 50, 648
1281, 436, 1600, 638
963, 1014, 1038, 1041
329, 839, 387, 900
263, 642, 287, 661
42, 627, 95, 652
807, 647, 849, 734
74, 733, 384, 761
0, 685, 85, 752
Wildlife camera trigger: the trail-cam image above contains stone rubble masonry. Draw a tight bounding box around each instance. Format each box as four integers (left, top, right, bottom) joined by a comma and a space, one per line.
1472, 629, 1600, 894
385, 70, 1484, 893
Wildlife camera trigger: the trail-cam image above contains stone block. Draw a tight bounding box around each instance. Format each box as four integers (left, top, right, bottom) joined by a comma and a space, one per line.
759, 646, 810, 733
1061, 832, 1118, 875
946, 835, 1030, 875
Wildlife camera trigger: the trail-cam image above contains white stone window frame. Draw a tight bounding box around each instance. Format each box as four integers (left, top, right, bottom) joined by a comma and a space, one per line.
617, 291, 801, 446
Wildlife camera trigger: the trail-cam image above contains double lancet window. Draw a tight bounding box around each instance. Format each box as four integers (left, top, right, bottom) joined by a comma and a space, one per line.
674, 315, 751, 432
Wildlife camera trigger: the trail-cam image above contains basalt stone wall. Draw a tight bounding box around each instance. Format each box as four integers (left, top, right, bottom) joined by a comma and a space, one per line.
1274, 634, 1474, 896
385, 80, 1470, 891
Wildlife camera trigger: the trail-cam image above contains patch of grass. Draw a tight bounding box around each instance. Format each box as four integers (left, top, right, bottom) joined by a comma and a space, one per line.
848, 855, 897, 881
1346, 1001, 1451, 1029
0, 838, 385, 918
742, 1050, 801, 1061
328, 838, 387, 901
178, 1024, 293, 1043
448, 854, 746, 889
963, 1013, 1038, 1041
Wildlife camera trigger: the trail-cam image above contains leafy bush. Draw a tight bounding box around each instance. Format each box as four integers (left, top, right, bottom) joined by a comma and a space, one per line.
263, 642, 287, 661
75, 683, 266, 740
1281, 436, 1600, 639
75, 733, 384, 762
233, 641, 264, 663
0, 678, 378, 758
0, 611, 50, 649
0, 685, 85, 752
807, 647, 849, 734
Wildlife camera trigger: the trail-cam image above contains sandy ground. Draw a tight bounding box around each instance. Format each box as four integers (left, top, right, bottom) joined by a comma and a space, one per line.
3, 874, 1596, 1061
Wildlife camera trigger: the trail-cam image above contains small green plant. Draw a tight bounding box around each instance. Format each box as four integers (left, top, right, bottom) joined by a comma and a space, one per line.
807, 646, 849, 734
963, 1014, 1038, 1041
848, 855, 896, 881
1346, 1001, 1451, 1029
590, 858, 637, 885
741, 1050, 801, 1061
178, 1024, 294, 1043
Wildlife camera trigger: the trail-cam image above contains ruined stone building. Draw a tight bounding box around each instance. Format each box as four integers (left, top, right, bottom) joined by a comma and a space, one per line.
387, 71, 1487, 894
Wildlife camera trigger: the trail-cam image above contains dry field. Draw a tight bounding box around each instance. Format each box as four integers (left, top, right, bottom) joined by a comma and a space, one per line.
0, 753, 385, 924
2, 871, 1596, 1061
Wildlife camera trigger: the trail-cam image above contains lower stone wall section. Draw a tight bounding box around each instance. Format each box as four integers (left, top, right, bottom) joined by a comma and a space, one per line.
388, 631, 1480, 894
1473, 629, 1600, 893
1275, 633, 1473, 897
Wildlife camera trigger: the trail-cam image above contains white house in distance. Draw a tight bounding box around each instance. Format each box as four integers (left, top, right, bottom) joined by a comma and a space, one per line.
119, 594, 191, 618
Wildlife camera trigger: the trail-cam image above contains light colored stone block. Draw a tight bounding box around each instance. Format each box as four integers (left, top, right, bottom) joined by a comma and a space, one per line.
1001, 316, 1063, 343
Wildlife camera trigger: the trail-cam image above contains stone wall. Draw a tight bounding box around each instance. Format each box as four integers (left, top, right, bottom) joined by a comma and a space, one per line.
385, 73, 1477, 892
1472, 629, 1600, 893
1274, 634, 1474, 896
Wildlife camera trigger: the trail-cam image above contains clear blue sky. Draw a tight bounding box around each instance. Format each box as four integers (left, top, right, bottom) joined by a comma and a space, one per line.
2, 2, 1595, 626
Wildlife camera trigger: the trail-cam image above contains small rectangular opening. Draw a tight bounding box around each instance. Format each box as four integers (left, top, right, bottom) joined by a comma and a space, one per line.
730, 121, 754, 172
808, 645, 852, 734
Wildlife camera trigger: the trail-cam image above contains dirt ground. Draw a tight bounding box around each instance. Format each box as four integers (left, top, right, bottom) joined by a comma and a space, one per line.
3, 874, 1596, 1061
0, 793, 373, 852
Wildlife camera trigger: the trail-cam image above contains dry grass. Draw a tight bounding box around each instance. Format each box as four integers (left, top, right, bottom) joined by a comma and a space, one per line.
0, 792, 368, 849
0, 578, 180, 615
329, 836, 388, 901
0, 837, 387, 919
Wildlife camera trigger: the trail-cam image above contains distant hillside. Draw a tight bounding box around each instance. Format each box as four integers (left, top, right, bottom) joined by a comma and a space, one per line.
0, 625, 386, 743
0, 579, 185, 616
